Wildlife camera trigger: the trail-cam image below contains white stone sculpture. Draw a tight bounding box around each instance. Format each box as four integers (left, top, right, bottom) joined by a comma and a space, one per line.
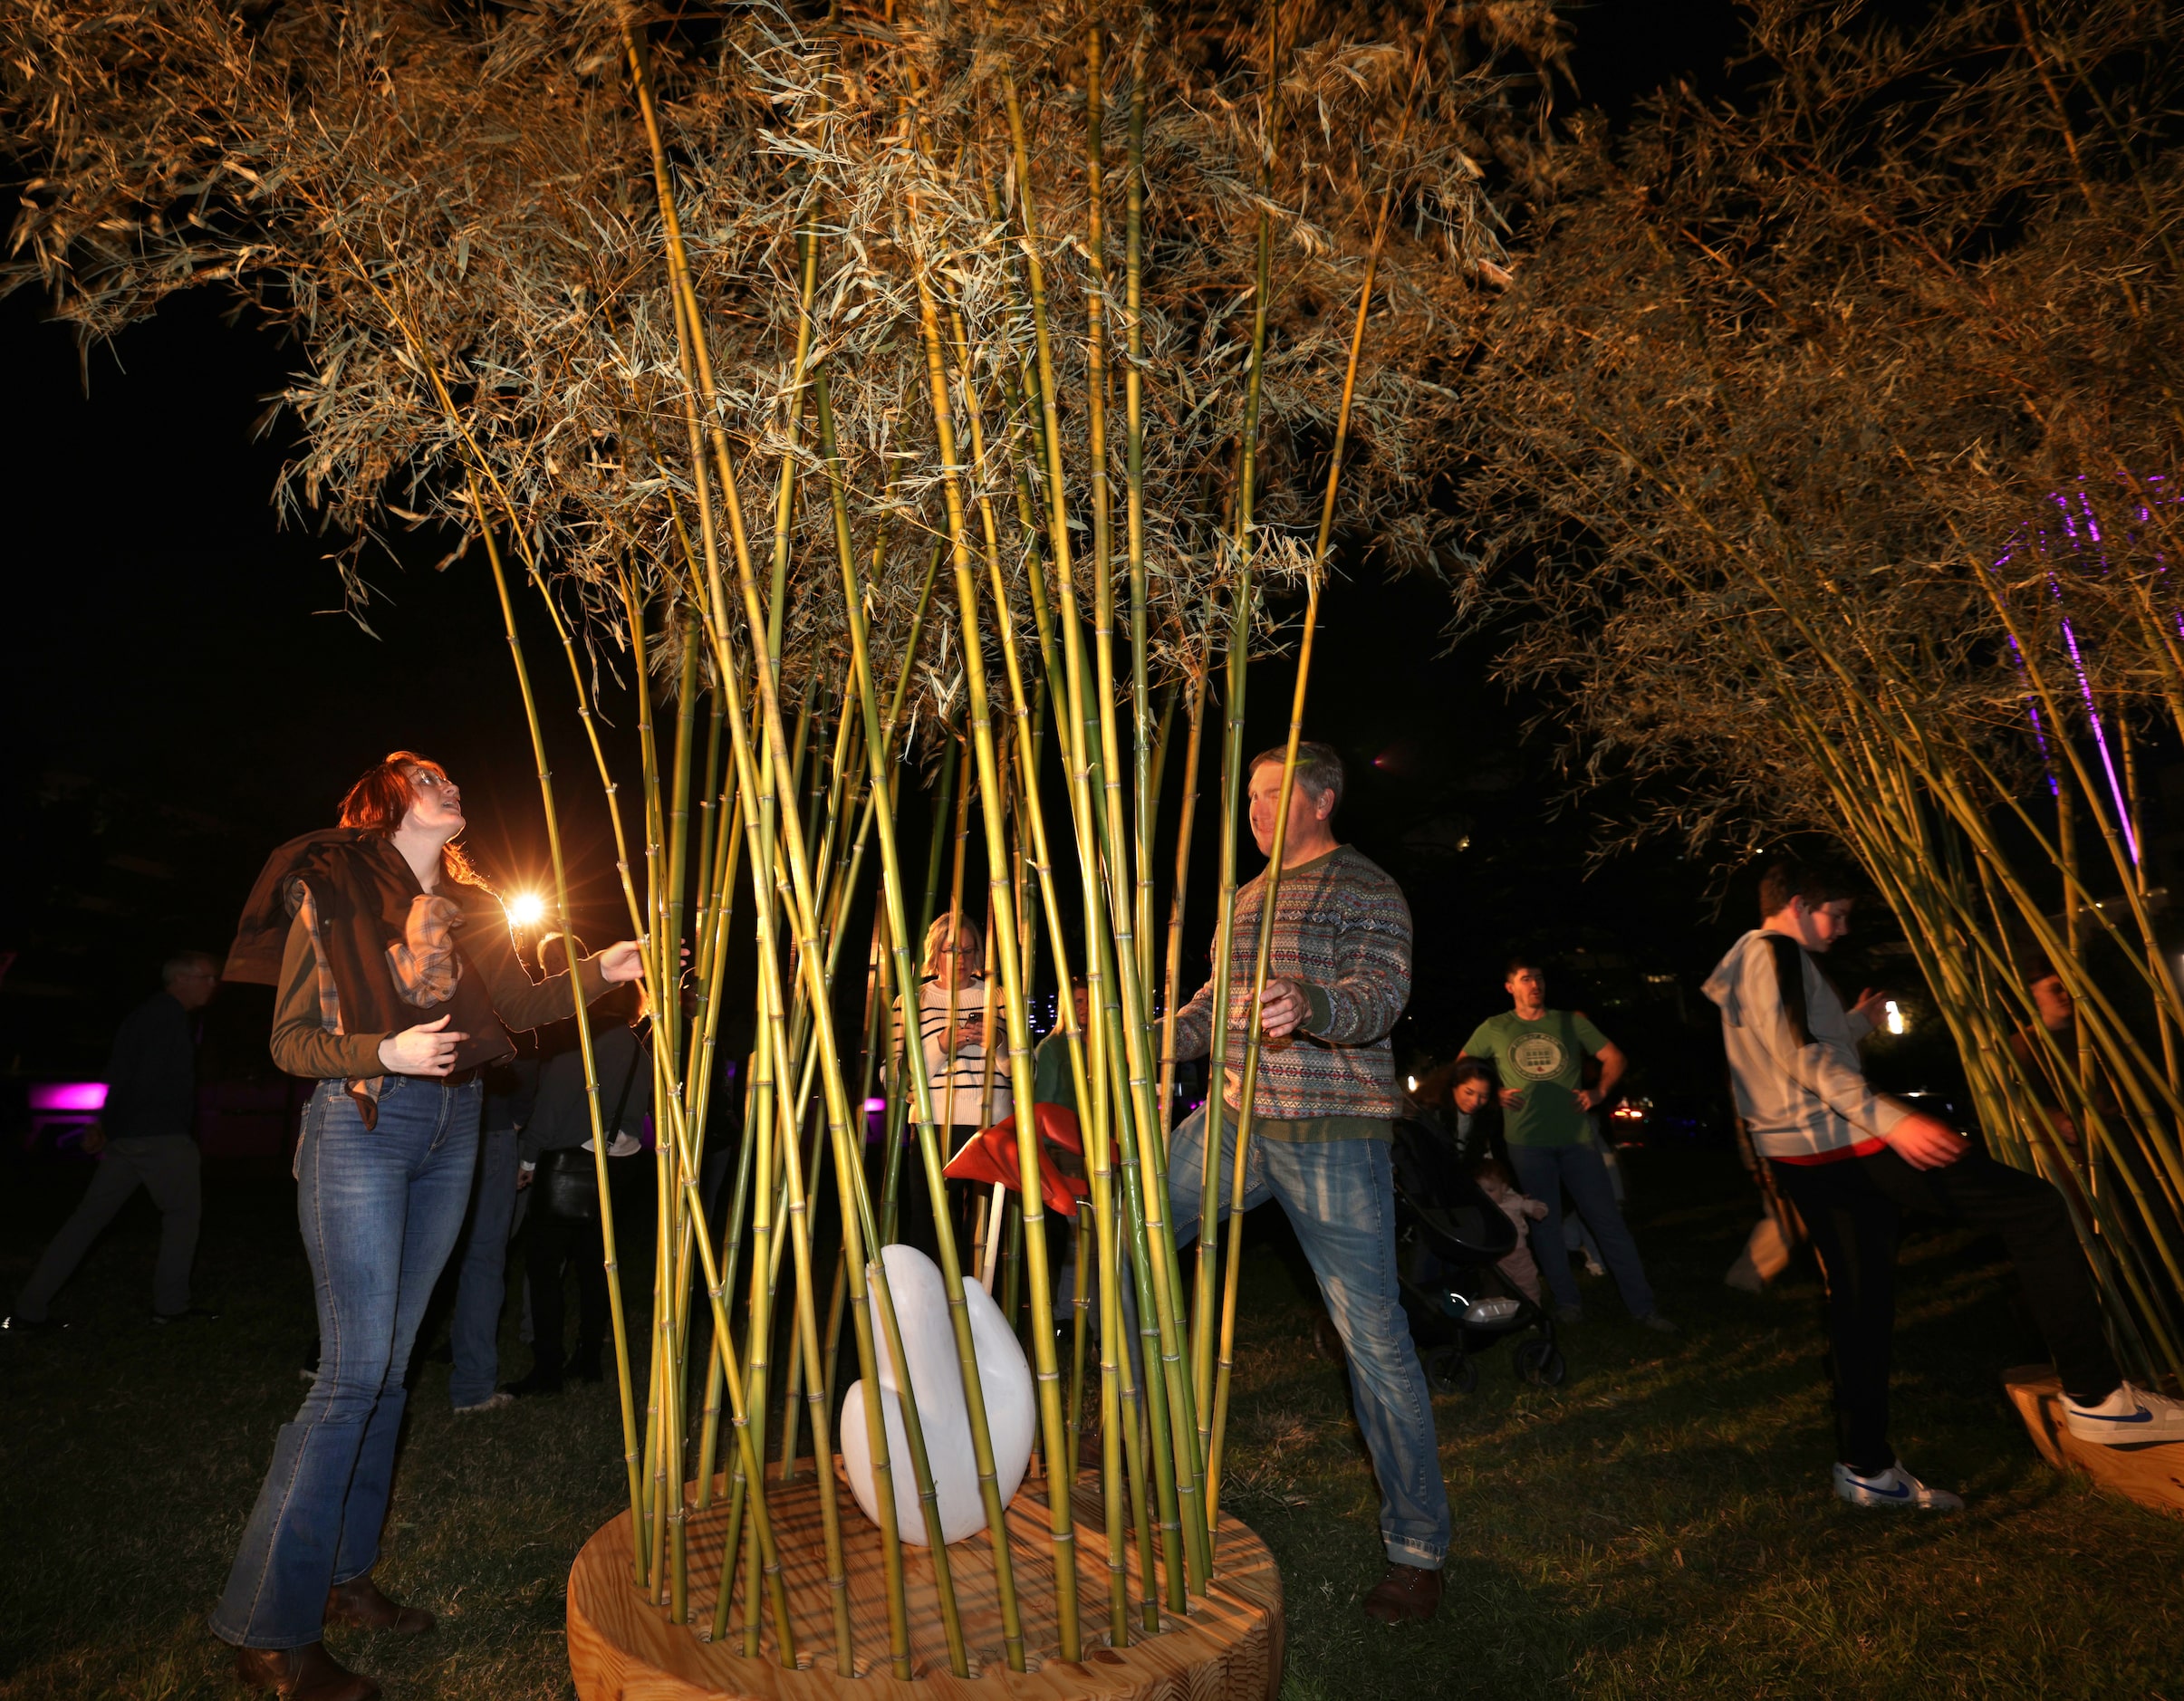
838, 1243, 1036, 1545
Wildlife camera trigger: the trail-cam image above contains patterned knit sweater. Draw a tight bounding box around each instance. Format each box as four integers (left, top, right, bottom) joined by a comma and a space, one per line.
1171, 844, 1412, 1135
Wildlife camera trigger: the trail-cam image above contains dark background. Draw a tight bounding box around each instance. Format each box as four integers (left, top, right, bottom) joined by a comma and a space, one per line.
8, 1, 1961, 1135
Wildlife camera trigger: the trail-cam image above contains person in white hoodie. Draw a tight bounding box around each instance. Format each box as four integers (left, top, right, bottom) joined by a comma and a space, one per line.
1704, 857, 2184, 1511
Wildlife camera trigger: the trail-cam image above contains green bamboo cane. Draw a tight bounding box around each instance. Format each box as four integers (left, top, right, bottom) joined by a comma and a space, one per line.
1159, 661, 1207, 1229
1125, 23, 1158, 1014
621, 578, 698, 1619
817, 363, 1041, 1674
911, 244, 1081, 1663
999, 66, 1208, 1598
1207, 82, 1411, 1534
962, 455, 1149, 1641
468, 480, 648, 1578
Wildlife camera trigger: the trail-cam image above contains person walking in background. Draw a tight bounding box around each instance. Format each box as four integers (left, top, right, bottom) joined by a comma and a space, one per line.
508, 986, 651, 1397
1460, 956, 1674, 1333
1163, 740, 1451, 1627
210, 751, 645, 1701
6, 951, 222, 1331
1706, 857, 2184, 1512
442, 1054, 535, 1414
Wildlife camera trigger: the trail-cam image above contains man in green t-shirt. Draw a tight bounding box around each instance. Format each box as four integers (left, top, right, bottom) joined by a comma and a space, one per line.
1032, 979, 1091, 1113
1460, 956, 1673, 1331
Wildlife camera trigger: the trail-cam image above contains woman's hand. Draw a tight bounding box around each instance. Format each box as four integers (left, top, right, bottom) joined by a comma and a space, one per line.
379, 1014, 470, 1076
597, 940, 646, 984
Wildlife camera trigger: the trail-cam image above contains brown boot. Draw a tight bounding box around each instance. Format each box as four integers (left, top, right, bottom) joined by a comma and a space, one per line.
324, 1571, 436, 1635
1361, 1562, 1442, 1625
231, 1641, 380, 1701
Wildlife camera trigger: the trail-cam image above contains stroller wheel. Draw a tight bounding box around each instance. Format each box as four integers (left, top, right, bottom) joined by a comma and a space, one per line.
1515, 1338, 1566, 1387
1426, 1345, 1477, 1394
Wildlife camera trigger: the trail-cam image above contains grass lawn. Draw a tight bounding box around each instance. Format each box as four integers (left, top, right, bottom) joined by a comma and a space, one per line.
4, 1143, 2180, 1700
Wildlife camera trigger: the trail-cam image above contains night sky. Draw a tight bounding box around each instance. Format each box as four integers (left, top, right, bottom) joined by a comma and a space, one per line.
4, 1, 1861, 1122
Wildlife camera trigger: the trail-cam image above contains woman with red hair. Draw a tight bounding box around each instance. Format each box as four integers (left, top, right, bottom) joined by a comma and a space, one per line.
212, 752, 642, 1701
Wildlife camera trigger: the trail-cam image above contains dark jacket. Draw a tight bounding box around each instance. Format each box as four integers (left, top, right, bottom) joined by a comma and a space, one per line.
102, 991, 199, 1141
520, 1025, 651, 1164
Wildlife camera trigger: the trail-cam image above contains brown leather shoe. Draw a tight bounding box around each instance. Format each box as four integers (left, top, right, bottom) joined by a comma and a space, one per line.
1361, 1561, 1442, 1625
232, 1641, 380, 1701
324, 1571, 436, 1634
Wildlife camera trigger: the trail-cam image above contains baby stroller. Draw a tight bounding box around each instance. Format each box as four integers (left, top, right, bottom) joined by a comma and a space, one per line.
1389, 1118, 1564, 1392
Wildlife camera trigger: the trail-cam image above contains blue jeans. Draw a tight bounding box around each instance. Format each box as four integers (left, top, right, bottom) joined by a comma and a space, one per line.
1168, 1103, 1450, 1571
1508, 1141, 1655, 1317
212, 1074, 481, 1648
447, 1124, 519, 1408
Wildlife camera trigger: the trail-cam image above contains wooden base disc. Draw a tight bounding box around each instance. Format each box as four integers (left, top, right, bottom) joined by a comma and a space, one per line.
2004, 1364, 2184, 1518
567, 1464, 1284, 1701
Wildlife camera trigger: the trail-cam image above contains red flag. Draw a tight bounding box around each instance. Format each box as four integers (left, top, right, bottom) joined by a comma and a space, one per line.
942, 1102, 1090, 1217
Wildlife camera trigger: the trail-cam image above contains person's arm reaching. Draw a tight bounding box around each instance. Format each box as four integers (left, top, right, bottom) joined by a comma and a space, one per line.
1737, 938, 1957, 1164
469, 909, 637, 1031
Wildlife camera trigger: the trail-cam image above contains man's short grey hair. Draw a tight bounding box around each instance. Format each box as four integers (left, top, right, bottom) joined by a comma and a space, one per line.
161, 950, 218, 985
1248, 740, 1345, 816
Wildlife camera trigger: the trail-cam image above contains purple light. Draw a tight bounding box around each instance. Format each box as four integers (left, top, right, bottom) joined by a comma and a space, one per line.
2059, 613, 2139, 864
30, 1081, 107, 1113
2005, 633, 2059, 796
862, 1097, 886, 1115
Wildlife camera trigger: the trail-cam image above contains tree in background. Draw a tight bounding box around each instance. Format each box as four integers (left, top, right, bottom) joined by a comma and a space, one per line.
1460, 0, 2184, 1378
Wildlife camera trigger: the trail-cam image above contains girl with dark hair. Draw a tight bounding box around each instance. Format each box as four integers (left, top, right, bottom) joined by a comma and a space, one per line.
214, 752, 644, 1701
1448, 1058, 1507, 1169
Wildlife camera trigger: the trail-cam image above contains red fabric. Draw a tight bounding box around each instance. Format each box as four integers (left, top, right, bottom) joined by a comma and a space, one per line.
943, 1102, 1090, 1216
1773, 1136, 1889, 1166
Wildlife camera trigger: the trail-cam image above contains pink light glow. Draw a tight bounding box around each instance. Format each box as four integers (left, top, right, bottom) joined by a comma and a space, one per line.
863, 1097, 887, 1115
30, 1081, 107, 1113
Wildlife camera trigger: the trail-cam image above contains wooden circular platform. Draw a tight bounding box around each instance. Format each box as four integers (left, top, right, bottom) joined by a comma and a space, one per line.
567, 1464, 1284, 1700
2004, 1364, 2184, 1519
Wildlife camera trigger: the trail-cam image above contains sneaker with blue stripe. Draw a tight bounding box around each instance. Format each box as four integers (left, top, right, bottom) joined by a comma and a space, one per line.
2062, 1382, 2184, 1446
1832, 1460, 1962, 1511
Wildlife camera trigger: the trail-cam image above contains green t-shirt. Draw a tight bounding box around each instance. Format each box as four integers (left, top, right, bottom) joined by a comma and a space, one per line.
1032, 1027, 1077, 1114
1460, 1009, 1611, 1148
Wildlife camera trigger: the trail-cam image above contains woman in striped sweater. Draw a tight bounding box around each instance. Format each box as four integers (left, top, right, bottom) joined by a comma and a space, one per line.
890, 912, 1011, 1256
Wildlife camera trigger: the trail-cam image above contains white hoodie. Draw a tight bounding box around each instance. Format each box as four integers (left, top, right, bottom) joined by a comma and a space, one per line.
1701, 929, 1911, 1161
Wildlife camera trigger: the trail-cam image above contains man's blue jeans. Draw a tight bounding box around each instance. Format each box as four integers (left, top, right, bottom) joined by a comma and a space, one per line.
1508, 1141, 1655, 1317
1167, 1103, 1450, 1571
212, 1074, 480, 1648
447, 1124, 519, 1408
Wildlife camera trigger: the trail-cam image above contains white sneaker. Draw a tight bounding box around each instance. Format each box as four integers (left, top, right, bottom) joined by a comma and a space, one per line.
1833, 1460, 1963, 1511
1463, 1297, 1522, 1326
2062, 1381, 2184, 1446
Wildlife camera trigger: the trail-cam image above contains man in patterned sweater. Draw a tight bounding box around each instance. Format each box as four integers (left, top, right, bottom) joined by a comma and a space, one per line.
1166, 740, 1449, 1625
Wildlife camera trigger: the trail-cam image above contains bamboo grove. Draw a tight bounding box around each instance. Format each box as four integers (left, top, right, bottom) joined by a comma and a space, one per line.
1458, 2, 2184, 1383
5, 0, 1562, 1670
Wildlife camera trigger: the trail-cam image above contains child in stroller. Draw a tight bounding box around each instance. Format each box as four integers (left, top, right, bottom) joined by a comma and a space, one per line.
1389, 1118, 1564, 1392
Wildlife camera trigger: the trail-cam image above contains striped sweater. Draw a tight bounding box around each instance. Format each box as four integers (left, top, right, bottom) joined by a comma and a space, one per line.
1171, 844, 1412, 1134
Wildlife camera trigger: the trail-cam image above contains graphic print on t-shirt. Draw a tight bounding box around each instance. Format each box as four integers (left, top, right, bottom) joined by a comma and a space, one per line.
1506, 1030, 1569, 1081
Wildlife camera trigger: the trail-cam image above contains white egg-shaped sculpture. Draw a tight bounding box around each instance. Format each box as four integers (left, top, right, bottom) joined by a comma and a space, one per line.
838, 1243, 1035, 1545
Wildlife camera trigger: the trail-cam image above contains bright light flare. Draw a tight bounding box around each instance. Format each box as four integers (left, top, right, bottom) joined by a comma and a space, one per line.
1884, 999, 1907, 1036
507, 892, 547, 928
